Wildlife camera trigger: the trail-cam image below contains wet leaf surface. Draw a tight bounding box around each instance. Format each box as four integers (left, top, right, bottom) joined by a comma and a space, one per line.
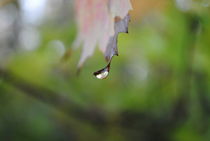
105, 15, 130, 62
94, 15, 130, 79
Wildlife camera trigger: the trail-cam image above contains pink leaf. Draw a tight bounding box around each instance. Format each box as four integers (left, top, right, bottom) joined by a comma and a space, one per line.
74, 0, 132, 69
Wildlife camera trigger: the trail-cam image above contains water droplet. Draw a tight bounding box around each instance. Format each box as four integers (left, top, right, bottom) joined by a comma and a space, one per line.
93, 63, 110, 79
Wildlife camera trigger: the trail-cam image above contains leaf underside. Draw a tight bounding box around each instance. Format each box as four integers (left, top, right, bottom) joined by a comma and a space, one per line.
105, 15, 130, 62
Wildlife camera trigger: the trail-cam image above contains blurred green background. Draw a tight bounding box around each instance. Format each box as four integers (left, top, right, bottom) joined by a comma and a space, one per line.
0, 0, 210, 141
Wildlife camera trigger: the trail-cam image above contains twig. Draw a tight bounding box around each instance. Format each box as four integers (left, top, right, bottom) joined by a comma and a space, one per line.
0, 68, 107, 125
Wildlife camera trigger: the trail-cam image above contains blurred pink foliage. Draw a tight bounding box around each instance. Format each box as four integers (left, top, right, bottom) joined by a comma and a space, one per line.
74, 0, 132, 67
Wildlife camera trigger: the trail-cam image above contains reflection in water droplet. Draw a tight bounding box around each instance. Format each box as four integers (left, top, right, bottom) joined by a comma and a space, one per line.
95, 70, 109, 79
93, 63, 110, 79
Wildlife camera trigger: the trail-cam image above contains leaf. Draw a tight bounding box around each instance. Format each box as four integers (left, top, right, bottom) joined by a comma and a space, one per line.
74, 0, 132, 70
105, 15, 130, 62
